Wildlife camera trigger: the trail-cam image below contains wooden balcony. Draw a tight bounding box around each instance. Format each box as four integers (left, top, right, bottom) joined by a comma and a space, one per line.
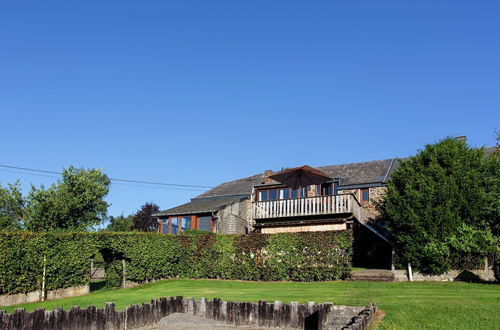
252, 194, 362, 220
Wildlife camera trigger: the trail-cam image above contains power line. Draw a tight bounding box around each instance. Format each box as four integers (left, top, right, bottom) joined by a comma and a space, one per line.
0, 164, 213, 189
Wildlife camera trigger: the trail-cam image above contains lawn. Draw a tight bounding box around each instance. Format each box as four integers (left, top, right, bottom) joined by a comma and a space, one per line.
2, 279, 499, 329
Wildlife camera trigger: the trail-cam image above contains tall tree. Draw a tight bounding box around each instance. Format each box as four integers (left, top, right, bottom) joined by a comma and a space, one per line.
379, 138, 498, 275
26, 167, 110, 231
104, 214, 134, 232
132, 202, 160, 232
0, 181, 25, 230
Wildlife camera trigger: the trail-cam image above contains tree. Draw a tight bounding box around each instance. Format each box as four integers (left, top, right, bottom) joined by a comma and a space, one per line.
379, 138, 498, 275
104, 214, 134, 232
132, 202, 160, 232
25, 167, 110, 231
0, 181, 25, 230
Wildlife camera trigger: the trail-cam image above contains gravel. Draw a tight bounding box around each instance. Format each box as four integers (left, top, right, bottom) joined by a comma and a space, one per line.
133, 313, 292, 330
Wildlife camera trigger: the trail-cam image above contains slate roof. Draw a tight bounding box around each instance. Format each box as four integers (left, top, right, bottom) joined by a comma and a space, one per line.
156, 146, 496, 217
195, 158, 400, 199
194, 174, 263, 199
154, 197, 245, 217
317, 159, 400, 187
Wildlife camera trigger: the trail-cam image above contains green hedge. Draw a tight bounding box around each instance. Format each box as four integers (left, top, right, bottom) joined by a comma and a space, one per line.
0, 230, 352, 294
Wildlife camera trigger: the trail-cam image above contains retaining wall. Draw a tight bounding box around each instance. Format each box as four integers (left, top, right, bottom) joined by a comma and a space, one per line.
393, 269, 495, 282
0, 296, 377, 330
0, 286, 89, 307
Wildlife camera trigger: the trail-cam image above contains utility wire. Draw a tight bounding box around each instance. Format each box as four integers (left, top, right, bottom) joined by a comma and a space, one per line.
0, 164, 213, 189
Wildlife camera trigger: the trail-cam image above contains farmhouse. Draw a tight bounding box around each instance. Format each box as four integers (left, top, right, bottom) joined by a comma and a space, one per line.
154, 158, 399, 238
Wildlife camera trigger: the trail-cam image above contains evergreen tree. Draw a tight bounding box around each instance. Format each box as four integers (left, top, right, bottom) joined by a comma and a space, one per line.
379, 138, 498, 275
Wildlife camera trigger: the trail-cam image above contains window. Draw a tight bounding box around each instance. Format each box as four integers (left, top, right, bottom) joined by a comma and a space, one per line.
268, 189, 277, 200
163, 215, 211, 234
361, 188, 369, 202
198, 216, 211, 232
257, 185, 335, 201
321, 183, 334, 196
162, 219, 169, 234
258, 189, 278, 201
171, 217, 179, 234
181, 216, 191, 231
279, 188, 289, 199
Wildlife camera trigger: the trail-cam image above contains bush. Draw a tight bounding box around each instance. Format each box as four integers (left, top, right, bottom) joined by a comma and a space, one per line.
0, 232, 98, 294
0, 230, 352, 294
494, 252, 500, 283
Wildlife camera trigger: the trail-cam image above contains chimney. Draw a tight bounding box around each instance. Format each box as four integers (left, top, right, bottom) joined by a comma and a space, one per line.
264, 170, 274, 184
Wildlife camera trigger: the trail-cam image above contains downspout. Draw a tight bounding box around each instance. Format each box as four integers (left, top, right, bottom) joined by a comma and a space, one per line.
211, 210, 218, 233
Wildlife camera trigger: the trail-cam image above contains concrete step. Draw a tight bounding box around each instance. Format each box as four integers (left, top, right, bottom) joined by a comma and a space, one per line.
351, 269, 394, 282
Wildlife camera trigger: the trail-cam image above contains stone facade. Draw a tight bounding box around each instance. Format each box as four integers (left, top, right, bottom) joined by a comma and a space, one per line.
361, 186, 386, 222
215, 199, 252, 234
338, 186, 387, 223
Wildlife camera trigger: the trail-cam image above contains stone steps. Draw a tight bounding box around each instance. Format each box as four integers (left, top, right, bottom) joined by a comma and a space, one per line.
351, 269, 395, 282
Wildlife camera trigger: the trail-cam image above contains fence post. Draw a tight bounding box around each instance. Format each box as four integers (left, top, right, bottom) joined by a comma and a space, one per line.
122, 259, 126, 288
41, 257, 47, 301
407, 262, 413, 281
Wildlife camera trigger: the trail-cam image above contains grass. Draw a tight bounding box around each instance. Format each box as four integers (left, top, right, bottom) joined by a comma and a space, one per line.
2, 279, 499, 329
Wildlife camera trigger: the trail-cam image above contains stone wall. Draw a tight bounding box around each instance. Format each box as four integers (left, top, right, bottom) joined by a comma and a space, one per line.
0, 285, 89, 307
216, 199, 252, 234
339, 186, 387, 223
361, 186, 386, 222
393, 268, 496, 282
0, 296, 377, 330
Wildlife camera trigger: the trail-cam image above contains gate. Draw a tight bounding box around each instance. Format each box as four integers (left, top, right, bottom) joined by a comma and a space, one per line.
89, 259, 106, 280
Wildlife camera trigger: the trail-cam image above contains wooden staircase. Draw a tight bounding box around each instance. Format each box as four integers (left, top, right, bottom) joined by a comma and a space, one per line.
351, 269, 394, 282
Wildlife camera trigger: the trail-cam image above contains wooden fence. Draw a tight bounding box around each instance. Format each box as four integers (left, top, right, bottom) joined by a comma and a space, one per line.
253, 193, 363, 220
0, 296, 376, 330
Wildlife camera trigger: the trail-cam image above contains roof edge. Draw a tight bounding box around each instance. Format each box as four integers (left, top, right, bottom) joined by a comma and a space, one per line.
192, 194, 250, 202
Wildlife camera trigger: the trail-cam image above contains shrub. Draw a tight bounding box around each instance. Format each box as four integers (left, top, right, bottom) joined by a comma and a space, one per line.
494, 252, 500, 283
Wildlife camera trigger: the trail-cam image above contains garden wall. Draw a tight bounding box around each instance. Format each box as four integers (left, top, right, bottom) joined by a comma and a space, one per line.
0, 286, 89, 307
393, 268, 495, 282
0, 231, 352, 296
0, 296, 377, 330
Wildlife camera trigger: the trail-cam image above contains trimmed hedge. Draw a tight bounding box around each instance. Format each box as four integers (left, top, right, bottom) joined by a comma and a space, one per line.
0, 230, 352, 294
494, 252, 500, 283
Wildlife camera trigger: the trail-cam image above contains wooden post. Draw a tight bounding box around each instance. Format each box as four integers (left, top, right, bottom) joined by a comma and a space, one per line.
407, 262, 413, 282
122, 260, 126, 288
41, 257, 47, 301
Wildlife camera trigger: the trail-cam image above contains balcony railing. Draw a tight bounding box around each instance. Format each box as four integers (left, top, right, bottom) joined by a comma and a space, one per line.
252, 194, 362, 220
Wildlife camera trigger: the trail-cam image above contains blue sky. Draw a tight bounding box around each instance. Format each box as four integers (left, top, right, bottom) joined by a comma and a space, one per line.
0, 1, 498, 218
